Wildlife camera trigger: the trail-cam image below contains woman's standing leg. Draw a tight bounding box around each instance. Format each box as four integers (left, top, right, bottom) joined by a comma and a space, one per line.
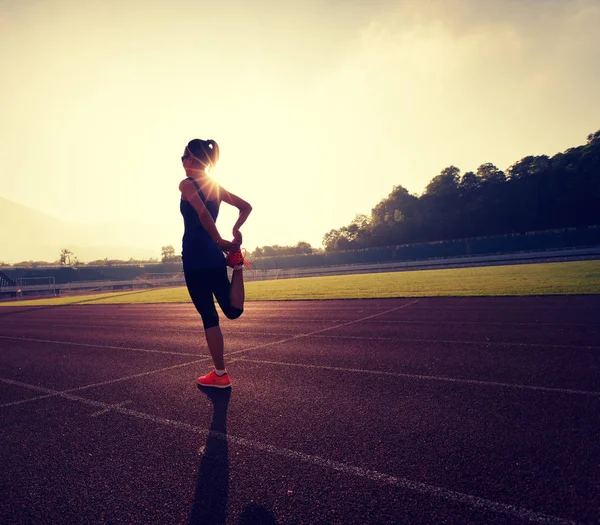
204, 326, 225, 370
185, 269, 230, 386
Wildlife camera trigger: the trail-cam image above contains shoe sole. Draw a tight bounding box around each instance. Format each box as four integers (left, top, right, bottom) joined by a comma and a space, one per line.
197, 382, 232, 389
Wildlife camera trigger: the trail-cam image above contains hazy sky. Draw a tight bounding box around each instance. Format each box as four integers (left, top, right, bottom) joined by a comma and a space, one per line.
1, 0, 599, 257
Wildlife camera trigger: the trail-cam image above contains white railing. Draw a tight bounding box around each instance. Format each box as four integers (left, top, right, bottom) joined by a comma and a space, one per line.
246, 246, 600, 280
0, 275, 186, 295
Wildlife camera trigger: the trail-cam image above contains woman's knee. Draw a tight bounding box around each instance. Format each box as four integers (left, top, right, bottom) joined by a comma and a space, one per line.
201, 312, 220, 330
224, 307, 243, 320
202, 315, 219, 331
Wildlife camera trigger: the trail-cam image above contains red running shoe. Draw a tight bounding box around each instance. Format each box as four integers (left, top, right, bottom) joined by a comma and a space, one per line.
197, 370, 231, 389
226, 247, 252, 270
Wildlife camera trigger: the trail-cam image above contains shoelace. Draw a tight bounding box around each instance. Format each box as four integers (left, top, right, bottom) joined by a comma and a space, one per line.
237, 248, 252, 270
229, 248, 252, 270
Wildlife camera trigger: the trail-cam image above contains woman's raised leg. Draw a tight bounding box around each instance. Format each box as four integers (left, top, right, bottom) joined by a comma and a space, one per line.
229, 267, 245, 310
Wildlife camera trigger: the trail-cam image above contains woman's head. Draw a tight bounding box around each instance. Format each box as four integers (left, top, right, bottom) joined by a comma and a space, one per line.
182, 139, 220, 171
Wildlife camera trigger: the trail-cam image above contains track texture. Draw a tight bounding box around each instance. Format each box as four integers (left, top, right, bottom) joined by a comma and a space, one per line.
1, 296, 599, 524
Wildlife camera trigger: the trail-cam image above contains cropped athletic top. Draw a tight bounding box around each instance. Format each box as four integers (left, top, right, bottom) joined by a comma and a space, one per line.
180, 177, 226, 270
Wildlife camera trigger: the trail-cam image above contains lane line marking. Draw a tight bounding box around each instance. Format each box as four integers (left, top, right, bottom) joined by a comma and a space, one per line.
2, 298, 597, 410
1, 331, 598, 352
231, 332, 600, 350
0, 302, 419, 409
0, 376, 579, 525
0, 300, 417, 410
3, 299, 597, 355
225, 300, 421, 358
0, 359, 207, 408
234, 357, 600, 398
90, 400, 132, 417
0, 335, 201, 357
308, 335, 600, 350
4, 318, 598, 328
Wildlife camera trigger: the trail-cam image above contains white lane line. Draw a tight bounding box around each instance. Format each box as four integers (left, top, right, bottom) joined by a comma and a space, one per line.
212, 318, 600, 328
313, 336, 600, 350
0, 376, 579, 525
0, 359, 207, 408
225, 300, 421, 358
0, 392, 60, 408
234, 357, 600, 398
230, 332, 600, 350
1, 331, 598, 352
0, 302, 420, 362
0, 335, 200, 357
0, 302, 419, 408
90, 400, 132, 417
8, 318, 599, 328
0, 308, 421, 333
0, 322, 197, 331
311, 334, 600, 350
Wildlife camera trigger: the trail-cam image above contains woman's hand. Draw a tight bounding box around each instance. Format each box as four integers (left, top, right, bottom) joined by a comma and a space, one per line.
232, 228, 243, 244
216, 238, 237, 252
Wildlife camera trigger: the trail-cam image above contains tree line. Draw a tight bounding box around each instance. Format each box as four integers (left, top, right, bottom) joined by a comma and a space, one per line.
322, 129, 600, 252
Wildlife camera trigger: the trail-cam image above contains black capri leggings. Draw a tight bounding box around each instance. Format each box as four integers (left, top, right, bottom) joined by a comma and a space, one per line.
184, 267, 244, 329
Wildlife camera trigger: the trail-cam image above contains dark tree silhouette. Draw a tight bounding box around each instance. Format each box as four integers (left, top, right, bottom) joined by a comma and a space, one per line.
322, 129, 600, 251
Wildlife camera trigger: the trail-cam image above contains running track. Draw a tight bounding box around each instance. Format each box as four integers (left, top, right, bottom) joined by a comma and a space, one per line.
0, 296, 599, 524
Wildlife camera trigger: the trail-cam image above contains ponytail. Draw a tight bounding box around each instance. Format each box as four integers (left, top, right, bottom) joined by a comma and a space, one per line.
206, 139, 220, 167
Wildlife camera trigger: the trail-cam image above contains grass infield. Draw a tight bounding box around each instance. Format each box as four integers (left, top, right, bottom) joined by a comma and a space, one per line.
1, 260, 599, 307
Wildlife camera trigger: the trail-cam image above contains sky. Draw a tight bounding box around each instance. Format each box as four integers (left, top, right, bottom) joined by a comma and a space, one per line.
1, 0, 599, 261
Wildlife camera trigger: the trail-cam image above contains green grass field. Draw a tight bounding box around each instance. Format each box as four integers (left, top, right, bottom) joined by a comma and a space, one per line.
2, 260, 599, 307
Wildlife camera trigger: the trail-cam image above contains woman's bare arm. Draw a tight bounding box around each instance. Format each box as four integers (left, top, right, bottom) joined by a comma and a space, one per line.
220, 186, 252, 242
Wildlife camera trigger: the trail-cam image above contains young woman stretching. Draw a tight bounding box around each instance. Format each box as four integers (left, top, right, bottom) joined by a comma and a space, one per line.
179, 138, 252, 388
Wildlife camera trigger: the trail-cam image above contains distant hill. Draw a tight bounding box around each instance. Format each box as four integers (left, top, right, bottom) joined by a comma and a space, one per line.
0, 196, 157, 263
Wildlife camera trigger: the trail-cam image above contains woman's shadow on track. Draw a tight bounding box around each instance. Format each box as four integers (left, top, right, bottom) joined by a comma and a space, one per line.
189, 386, 277, 525
189, 386, 231, 525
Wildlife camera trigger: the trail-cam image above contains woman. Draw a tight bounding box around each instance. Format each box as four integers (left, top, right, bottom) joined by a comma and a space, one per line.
179, 138, 252, 389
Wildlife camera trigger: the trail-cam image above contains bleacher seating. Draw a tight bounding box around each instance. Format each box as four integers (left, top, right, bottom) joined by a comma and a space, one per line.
0, 271, 15, 287
0, 262, 184, 285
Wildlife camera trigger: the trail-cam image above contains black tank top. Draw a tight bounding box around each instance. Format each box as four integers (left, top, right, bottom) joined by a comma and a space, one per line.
180, 177, 226, 270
